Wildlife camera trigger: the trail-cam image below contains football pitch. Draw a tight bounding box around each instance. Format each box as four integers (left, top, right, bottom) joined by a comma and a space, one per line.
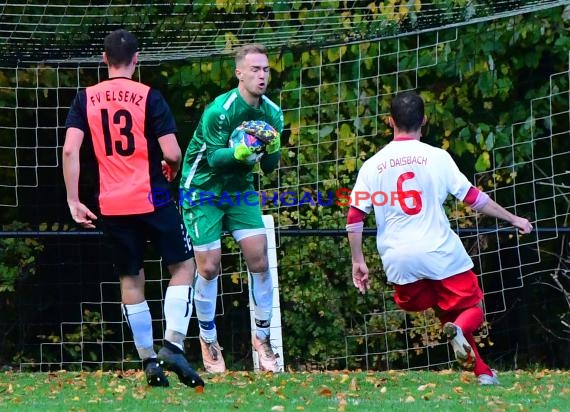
1, 369, 568, 411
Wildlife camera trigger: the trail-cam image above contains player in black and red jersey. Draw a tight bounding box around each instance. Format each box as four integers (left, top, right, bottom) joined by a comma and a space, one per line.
63, 29, 203, 388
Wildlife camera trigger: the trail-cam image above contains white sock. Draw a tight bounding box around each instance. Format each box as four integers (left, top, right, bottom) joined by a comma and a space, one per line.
194, 272, 218, 342
122, 301, 156, 359
250, 270, 273, 340
164, 285, 192, 350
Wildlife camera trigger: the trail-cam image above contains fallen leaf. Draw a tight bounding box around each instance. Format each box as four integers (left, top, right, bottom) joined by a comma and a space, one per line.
417, 383, 436, 391
319, 386, 333, 397
349, 377, 359, 391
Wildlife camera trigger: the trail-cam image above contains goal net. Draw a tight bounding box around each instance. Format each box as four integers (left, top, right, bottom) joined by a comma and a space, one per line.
1, 0, 568, 372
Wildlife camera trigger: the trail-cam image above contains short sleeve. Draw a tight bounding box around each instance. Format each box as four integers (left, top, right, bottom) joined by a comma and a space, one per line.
65, 91, 88, 131
350, 163, 374, 214
147, 89, 177, 138
441, 150, 473, 201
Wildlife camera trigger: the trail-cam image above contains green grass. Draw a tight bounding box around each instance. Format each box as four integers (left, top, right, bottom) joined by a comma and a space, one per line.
1, 369, 569, 411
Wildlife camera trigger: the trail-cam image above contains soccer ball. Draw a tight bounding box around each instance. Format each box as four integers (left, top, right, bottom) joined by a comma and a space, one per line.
228, 123, 266, 165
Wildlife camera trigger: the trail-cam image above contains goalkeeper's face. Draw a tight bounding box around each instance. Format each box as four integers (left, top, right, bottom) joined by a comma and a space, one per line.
236, 52, 270, 98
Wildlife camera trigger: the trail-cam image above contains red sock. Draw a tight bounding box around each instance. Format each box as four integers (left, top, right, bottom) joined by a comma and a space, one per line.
440, 306, 492, 377
455, 306, 492, 376
454, 306, 483, 336
464, 332, 492, 376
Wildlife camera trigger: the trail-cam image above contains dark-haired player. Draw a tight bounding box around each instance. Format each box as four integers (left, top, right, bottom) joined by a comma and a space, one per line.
63, 29, 203, 388
346, 91, 533, 385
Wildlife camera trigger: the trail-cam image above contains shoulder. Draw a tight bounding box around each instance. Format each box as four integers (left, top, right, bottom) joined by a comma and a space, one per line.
213, 89, 240, 112
202, 90, 238, 119
261, 95, 284, 132
261, 95, 282, 113
71, 89, 87, 106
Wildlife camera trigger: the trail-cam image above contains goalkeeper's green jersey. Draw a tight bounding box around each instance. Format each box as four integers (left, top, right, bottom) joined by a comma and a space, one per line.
180, 88, 284, 201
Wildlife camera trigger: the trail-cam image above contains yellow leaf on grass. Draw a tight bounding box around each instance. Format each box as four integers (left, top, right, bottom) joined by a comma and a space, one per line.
349, 377, 359, 391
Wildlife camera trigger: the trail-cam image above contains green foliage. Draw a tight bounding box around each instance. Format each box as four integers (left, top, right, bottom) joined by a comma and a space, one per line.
158, 6, 570, 368
0, 4, 569, 369
40, 310, 116, 368
0, 222, 44, 293
0, 222, 44, 366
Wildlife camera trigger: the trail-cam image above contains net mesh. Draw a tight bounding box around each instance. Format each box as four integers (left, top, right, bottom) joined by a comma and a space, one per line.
1, 0, 569, 372
0, 0, 568, 63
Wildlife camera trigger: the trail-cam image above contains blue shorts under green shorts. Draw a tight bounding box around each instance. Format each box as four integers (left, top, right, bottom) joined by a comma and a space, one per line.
182, 192, 264, 247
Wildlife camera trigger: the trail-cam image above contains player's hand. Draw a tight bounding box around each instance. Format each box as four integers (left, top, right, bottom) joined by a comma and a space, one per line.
265, 135, 281, 155
352, 262, 370, 294
512, 216, 533, 234
68, 201, 97, 229
161, 160, 176, 182
233, 142, 256, 162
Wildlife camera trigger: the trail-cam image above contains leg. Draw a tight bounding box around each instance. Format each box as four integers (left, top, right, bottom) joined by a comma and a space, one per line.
239, 233, 272, 340
236, 229, 279, 372
152, 204, 197, 350
181, 202, 226, 373
193, 247, 226, 373
147, 203, 204, 386
102, 215, 169, 387
121, 270, 168, 387
120, 269, 155, 359
439, 304, 494, 377
164, 259, 195, 350
437, 270, 497, 383
152, 259, 203, 387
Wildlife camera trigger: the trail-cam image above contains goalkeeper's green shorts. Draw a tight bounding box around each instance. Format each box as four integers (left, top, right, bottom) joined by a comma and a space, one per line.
182, 194, 264, 247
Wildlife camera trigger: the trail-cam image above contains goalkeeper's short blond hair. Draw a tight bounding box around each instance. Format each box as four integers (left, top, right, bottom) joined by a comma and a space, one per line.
234, 43, 268, 65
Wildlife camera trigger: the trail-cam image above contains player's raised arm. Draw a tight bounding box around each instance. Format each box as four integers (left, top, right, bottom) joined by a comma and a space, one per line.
462, 186, 533, 234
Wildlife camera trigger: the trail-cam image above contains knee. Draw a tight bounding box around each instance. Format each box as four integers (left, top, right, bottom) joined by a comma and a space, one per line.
197, 262, 220, 279
168, 259, 195, 285
247, 254, 268, 273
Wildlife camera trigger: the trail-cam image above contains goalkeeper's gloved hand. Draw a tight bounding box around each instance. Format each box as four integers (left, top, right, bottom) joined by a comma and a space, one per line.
233, 142, 256, 162
241, 120, 279, 144
264, 135, 281, 154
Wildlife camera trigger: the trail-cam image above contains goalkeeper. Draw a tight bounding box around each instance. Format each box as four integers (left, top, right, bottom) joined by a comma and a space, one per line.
179, 43, 283, 373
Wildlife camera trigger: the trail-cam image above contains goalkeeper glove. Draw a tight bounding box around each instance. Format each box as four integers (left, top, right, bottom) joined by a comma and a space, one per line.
241, 120, 279, 144
233, 142, 256, 162
265, 135, 281, 154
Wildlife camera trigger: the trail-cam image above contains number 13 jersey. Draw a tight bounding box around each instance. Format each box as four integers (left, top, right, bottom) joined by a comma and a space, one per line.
350, 138, 475, 285
65, 77, 176, 216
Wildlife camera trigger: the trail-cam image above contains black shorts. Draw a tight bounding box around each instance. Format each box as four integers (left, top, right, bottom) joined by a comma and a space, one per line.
101, 202, 194, 276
